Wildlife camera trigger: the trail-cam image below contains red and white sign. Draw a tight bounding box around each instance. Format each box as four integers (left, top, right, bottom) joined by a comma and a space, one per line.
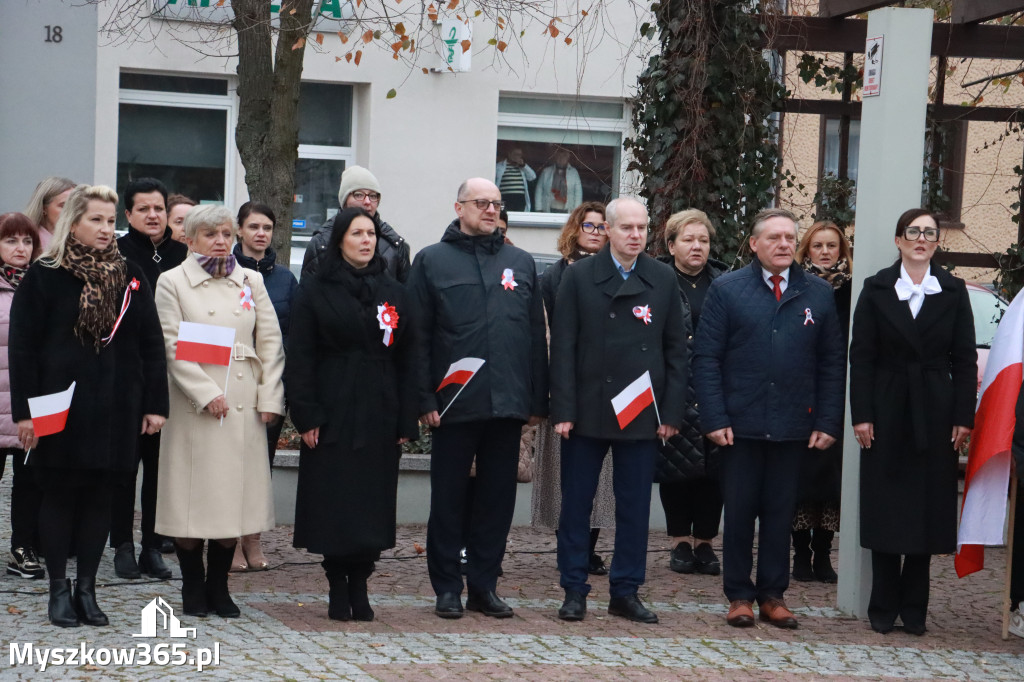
611, 371, 655, 430
175, 322, 236, 367
863, 36, 883, 97
436, 357, 486, 392
28, 381, 76, 437
955, 290, 1024, 577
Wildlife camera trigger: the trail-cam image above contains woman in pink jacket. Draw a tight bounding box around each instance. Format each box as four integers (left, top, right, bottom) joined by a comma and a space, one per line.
0, 212, 44, 580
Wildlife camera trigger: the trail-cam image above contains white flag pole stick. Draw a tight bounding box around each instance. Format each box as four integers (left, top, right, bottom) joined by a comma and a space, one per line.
650, 385, 666, 446
438, 381, 471, 420
23, 448, 31, 464
220, 354, 233, 427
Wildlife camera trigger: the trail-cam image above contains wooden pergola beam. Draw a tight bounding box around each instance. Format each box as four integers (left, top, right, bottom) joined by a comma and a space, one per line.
782, 98, 1024, 124
951, 0, 1024, 24
819, 1, 893, 19
767, 16, 1024, 60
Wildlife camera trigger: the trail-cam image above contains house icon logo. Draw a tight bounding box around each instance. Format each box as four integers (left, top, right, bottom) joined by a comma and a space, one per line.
132, 597, 196, 638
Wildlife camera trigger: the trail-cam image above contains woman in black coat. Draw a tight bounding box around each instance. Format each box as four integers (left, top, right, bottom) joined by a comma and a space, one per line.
791, 220, 854, 584
655, 209, 726, 577
849, 208, 977, 636
288, 207, 419, 622
9, 184, 168, 627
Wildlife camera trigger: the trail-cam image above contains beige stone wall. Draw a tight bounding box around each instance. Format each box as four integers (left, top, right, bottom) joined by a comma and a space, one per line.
777, 3, 1024, 284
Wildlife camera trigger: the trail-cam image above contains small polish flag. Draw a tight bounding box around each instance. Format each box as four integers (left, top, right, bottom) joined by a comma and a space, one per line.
28, 381, 76, 437
175, 322, 236, 366
611, 371, 655, 430
436, 357, 486, 392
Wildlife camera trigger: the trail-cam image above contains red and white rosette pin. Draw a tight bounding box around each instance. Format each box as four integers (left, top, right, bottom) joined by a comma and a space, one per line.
377, 301, 399, 347
632, 304, 652, 325
803, 307, 815, 326
239, 284, 254, 310
501, 268, 518, 291
102, 277, 141, 346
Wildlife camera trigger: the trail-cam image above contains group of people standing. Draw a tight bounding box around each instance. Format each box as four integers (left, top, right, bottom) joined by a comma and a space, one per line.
0, 165, 997, 638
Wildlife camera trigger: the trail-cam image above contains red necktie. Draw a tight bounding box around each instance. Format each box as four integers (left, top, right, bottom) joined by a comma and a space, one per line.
770, 275, 783, 301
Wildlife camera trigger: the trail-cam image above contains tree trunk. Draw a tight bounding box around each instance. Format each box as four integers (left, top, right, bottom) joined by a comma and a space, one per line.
231, 0, 314, 268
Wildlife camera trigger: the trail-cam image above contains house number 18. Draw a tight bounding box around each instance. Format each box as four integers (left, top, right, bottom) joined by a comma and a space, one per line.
45, 25, 63, 43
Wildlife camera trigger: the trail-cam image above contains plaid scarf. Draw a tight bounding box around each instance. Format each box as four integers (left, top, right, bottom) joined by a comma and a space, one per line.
61, 238, 127, 352
194, 253, 236, 278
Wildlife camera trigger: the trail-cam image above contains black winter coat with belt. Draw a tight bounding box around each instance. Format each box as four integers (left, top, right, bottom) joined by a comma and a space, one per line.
9, 260, 169, 472
654, 257, 726, 482
408, 221, 548, 424
550, 247, 689, 440
287, 254, 420, 557
850, 261, 977, 555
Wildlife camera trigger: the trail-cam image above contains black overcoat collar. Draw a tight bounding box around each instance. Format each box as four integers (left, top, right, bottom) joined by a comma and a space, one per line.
593, 245, 657, 299
866, 260, 959, 352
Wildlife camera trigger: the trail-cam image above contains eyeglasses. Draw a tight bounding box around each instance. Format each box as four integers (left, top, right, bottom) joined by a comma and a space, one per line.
580, 222, 607, 234
351, 191, 381, 203
903, 226, 939, 242
459, 199, 505, 211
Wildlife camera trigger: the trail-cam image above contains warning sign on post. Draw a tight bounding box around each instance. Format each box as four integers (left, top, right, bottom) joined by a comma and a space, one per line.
863, 36, 884, 97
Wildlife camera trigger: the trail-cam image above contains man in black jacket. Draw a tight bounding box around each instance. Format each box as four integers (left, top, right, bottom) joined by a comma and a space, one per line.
301, 165, 411, 282
408, 177, 547, 620
549, 197, 688, 624
111, 178, 187, 581
693, 208, 844, 630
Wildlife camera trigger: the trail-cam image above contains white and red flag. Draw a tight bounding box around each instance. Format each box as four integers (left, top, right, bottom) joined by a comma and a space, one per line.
175, 322, 236, 366
28, 381, 76, 437
436, 357, 486, 392
611, 370, 658, 430
955, 291, 1024, 578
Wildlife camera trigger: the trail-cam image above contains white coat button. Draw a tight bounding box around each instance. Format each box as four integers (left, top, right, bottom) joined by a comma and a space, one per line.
236, 404, 244, 411
233, 310, 241, 316
202, 282, 209, 288
208, 310, 215, 316
237, 372, 244, 379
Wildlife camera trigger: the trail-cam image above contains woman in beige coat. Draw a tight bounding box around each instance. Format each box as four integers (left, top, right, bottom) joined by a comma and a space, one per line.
154, 205, 285, 619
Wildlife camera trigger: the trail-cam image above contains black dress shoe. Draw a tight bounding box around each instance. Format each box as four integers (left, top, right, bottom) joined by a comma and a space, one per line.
693, 543, 721, 576
73, 577, 109, 626
669, 543, 695, 574
48, 578, 80, 628
588, 553, 608, 576
139, 549, 173, 579
558, 591, 587, 621
435, 592, 464, 619
113, 542, 141, 579
902, 622, 927, 636
870, 619, 894, 634
159, 538, 176, 555
608, 594, 658, 624
466, 590, 513, 618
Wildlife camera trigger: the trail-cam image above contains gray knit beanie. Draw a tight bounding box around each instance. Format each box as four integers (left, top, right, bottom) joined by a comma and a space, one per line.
337, 165, 382, 207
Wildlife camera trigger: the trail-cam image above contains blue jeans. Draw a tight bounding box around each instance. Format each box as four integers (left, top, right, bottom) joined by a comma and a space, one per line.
556, 434, 657, 598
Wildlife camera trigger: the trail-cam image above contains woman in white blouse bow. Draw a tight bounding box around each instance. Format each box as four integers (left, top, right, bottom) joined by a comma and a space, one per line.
848, 208, 977, 636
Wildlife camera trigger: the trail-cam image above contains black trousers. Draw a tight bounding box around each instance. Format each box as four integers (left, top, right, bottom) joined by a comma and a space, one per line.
109, 432, 161, 549
659, 476, 723, 539
2, 448, 43, 550
719, 438, 802, 603
1010, 479, 1024, 607
426, 418, 522, 596
869, 551, 931, 629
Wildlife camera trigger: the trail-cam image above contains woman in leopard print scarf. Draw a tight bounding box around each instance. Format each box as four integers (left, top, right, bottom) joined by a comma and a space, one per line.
60, 235, 126, 351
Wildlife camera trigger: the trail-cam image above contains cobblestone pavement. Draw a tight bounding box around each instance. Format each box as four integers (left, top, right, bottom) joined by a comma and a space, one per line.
1, 474, 1022, 679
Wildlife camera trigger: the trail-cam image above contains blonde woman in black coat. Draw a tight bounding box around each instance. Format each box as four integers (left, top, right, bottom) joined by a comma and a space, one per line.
849, 208, 977, 635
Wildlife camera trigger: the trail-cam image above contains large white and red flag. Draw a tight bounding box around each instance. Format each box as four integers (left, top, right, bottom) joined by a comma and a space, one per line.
28, 381, 76, 437
955, 291, 1024, 578
436, 357, 486, 392
175, 322, 235, 366
611, 371, 656, 430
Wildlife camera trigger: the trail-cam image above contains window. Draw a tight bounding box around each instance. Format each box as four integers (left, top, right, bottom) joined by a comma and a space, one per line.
117, 72, 234, 226
496, 96, 628, 226
292, 83, 356, 235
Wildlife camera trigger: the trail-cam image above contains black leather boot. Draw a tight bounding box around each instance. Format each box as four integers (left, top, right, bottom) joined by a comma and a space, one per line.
347, 561, 375, 622
175, 542, 208, 617
811, 529, 838, 583
205, 542, 240, 618
48, 578, 80, 627
792, 529, 814, 582
73, 576, 109, 626
322, 558, 351, 621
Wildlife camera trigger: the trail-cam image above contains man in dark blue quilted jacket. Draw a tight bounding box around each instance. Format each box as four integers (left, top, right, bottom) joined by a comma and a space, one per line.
693, 208, 845, 630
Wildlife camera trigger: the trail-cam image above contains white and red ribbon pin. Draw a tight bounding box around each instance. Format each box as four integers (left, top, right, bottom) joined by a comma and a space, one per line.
804, 308, 815, 326
103, 278, 141, 345
377, 302, 399, 347
239, 284, 254, 310
501, 268, 517, 291
632, 305, 652, 325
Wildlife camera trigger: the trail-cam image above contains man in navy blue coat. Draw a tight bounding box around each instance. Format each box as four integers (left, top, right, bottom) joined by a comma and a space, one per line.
693, 208, 844, 629
550, 197, 689, 623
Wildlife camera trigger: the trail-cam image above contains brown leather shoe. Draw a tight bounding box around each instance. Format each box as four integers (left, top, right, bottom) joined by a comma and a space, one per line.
759, 598, 798, 629
727, 600, 755, 627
